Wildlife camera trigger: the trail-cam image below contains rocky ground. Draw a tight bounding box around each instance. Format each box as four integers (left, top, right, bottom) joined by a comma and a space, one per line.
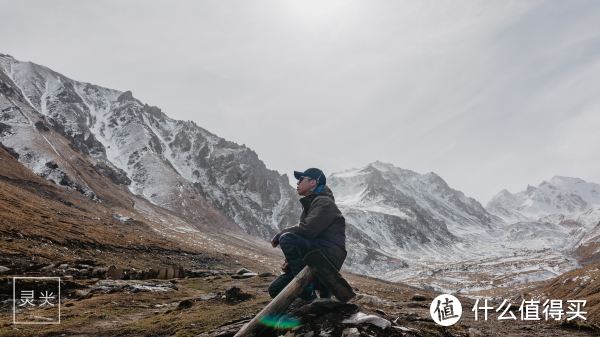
1, 262, 599, 337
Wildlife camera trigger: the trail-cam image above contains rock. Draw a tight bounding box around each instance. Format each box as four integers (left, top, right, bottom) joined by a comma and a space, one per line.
318, 329, 334, 337
342, 312, 391, 329
91, 267, 108, 278
199, 293, 218, 300
258, 272, 275, 277
468, 328, 485, 337
40, 264, 55, 271
34, 120, 50, 131
351, 293, 393, 307
231, 272, 258, 279
66, 267, 83, 275
374, 309, 387, 316
92, 280, 177, 294
235, 267, 252, 275
73, 289, 92, 300
204, 275, 222, 281
44, 160, 58, 169
185, 269, 223, 278
411, 294, 428, 301
225, 286, 252, 303
341, 327, 360, 337
176, 299, 194, 310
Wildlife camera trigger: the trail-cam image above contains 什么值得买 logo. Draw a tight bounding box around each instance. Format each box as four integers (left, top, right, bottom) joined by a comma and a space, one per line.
430, 294, 588, 326
430, 294, 462, 326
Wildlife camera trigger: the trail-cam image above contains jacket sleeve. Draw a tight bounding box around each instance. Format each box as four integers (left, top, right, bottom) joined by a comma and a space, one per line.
283, 197, 338, 239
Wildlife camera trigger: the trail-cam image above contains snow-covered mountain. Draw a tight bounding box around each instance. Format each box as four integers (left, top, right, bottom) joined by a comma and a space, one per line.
328, 162, 505, 262
487, 176, 600, 226
0, 53, 299, 238
328, 163, 600, 291
487, 176, 600, 263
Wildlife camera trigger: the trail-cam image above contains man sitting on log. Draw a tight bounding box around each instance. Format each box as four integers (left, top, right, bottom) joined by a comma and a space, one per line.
269, 167, 347, 300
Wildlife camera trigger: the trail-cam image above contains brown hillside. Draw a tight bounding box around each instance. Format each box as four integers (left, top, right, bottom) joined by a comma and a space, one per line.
531, 262, 600, 323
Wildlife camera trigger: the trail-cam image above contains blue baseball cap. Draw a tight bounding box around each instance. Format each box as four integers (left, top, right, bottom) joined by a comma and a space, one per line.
294, 168, 326, 185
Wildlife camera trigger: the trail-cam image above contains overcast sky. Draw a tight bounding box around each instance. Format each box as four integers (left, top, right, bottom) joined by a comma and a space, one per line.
1, 0, 599, 204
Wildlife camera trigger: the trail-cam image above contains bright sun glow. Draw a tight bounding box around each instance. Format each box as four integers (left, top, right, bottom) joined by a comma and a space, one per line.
284, 0, 357, 24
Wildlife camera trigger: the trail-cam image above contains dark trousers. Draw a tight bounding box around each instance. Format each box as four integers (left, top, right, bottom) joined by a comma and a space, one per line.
268, 232, 337, 299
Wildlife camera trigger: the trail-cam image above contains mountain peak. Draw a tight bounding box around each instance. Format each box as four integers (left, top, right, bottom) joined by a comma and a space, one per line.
424, 171, 441, 179
499, 188, 511, 196
367, 161, 394, 171
117, 90, 135, 103
549, 176, 586, 186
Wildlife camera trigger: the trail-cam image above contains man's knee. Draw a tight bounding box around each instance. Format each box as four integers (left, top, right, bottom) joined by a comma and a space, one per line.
279, 232, 305, 250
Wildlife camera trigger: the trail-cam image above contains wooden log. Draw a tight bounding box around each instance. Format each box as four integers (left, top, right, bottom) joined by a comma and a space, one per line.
233, 266, 315, 337
303, 250, 355, 303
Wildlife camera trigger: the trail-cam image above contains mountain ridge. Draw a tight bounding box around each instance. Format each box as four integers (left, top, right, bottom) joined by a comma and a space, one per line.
0, 53, 300, 238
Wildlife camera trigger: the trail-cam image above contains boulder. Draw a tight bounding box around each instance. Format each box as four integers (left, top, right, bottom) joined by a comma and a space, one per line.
225, 286, 252, 303
342, 312, 391, 329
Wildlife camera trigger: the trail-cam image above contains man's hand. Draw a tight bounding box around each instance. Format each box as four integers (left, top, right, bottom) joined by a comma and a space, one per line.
271, 234, 280, 248
281, 260, 290, 273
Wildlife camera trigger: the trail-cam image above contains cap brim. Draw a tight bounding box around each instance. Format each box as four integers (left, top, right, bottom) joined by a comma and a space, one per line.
293, 171, 304, 180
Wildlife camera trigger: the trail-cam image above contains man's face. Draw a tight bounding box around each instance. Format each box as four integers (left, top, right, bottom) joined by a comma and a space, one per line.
297, 176, 317, 196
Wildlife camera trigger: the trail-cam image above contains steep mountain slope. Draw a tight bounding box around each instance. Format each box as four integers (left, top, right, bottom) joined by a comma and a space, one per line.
0, 53, 299, 238
574, 221, 600, 264
531, 262, 600, 324
0, 135, 299, 281
0, 142, 215, 273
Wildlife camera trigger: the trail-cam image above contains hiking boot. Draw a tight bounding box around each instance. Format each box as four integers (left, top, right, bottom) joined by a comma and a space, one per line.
300, 283, 316, 301
288, 297, 312, 312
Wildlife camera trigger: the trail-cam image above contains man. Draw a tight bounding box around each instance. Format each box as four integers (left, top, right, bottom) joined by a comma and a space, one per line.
268, 168, 347, 300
